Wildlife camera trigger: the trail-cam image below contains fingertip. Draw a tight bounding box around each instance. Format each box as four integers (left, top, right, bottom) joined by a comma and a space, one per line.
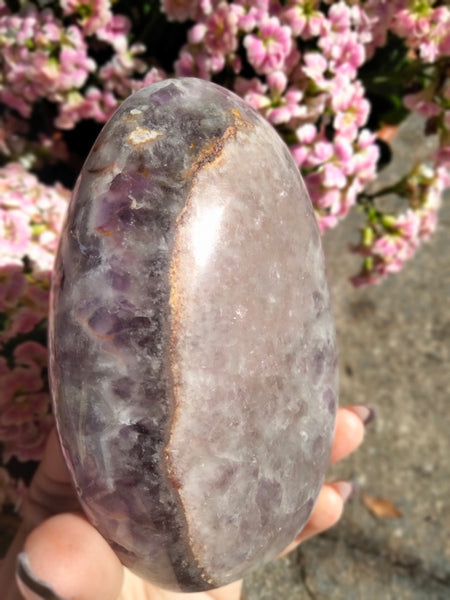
40, 429, 72, 485
279, 483, 347, 557
309, 482, 346, 531
331, 407, 366, 463
348, 404, 377, 426
16, 551, 66, 600
18, 513, 123, 600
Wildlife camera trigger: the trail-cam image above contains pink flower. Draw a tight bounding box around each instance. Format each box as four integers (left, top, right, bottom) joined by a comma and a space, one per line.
161, 0, 201, 22
137, 67, 167, 90
13, 341, 48, 372
0, 358, 52, 462
403, 90, 441, 118
281, 0, 324, 38
2, 392, 49, 426
57, 26, 96, 90
316, 213, 340, 232
392, 3, 450, 62
266, 94, 305, 125
235, 0, 270, 31
290, 144, 309, 167
1, 378, 49, 424
296, 123, 317, 144
265, 81, 306, 126
0, 209, 30, 258
302, 52, 330, 90
175, 44, 224, 79
356, 0, 396, 58
306, 139, 334, 167
0, 264, 26, 312
203, 2, 241, 56
1, 367, 42, 405
244, 17, 293, 75
350, 154, 448, 287
96, 13, 131, 53
2, 306, 43, 342
374, 236, 414, 272
60, 0, 112, 35
0, 163, 68, 344
0, 7, 95, 116
0, 111, 29, 158
188, 22, 207, 44
322, 163, 347, 189
314, 3, 367, 79
325, 1, 353, 34
351, 228, 413, 286
293, 123, 379, 231
0, 416, 53, 463
234, 77, 270, 111
333, 135, 354, 163
391, 209, 421, 241
56, 87, 118, 129
418, 207, 439, 239
175, 47, 199, 77
331, 77, 371, 140
99, 42, 149, 98
321, 31, 365, 78
177, 1, 244, 79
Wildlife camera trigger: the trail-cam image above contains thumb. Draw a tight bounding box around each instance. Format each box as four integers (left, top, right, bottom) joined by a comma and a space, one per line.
16, 512, 124, 600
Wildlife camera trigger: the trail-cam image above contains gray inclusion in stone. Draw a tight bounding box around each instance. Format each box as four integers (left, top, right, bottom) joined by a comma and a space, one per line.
49, 78, 338, 592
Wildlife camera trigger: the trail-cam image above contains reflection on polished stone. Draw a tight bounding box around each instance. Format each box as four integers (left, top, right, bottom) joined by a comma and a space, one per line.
49, 78, 338, 592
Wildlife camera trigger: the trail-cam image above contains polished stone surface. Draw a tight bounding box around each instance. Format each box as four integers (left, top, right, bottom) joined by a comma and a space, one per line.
49, 78, 338, 591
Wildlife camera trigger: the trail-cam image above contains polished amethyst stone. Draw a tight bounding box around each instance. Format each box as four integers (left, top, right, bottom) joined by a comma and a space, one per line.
49, 78, 338, 592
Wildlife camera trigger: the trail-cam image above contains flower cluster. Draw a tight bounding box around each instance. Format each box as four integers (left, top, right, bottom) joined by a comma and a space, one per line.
0, 163, 69, 273
165, 0, 384, 230
0, 2, 166, 131
0, 341, 53, 464
391, 0, 450, 63
1, 163, 69, 469
0, 0, 449, 507
351, 163, 450, 285
162, 0, 449, 238
0, 7, 95, 118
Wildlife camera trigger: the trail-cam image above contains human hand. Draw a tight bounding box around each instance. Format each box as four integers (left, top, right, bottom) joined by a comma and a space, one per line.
0, 405, 373, 600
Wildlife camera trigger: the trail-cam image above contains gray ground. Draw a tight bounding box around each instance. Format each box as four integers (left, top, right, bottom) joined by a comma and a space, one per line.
243, 116, 450, 599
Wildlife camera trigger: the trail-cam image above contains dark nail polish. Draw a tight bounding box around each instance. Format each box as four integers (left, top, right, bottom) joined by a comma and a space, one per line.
16, 553, 66, 600
332, 480, 357, 502
351, 404, 377, 426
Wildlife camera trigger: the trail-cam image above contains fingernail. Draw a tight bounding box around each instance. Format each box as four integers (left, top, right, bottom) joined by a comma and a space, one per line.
16, 552, 67, 600
332, 480, 357, 502
350, 404, 377, 426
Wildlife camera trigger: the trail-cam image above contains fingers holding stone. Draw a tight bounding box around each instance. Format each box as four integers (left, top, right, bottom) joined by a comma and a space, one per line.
278, 481, 355, 558
16, 513, 124, 600
295, 481, 355, 545
0, 430, 81, 600
22, 429, 80, 531
278, 404, 375, 559
11, 407, 372, 599
330, 405, 375, 464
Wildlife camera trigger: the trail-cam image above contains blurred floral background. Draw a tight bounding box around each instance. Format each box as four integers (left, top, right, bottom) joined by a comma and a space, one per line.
0, 0, 449, 518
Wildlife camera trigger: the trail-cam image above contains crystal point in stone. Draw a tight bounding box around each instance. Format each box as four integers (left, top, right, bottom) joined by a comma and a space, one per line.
49, 78, 338, 592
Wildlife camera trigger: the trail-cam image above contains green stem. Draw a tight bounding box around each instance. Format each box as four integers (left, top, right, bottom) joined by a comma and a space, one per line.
358, 176, 409, 203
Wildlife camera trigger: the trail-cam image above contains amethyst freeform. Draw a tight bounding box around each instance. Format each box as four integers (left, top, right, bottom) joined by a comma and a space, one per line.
49, 78, 338, 592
